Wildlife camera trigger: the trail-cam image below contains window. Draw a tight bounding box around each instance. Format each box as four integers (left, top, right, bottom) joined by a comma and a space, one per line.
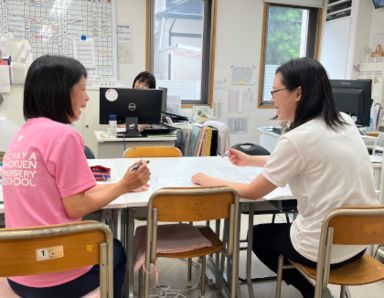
258, 3, 321, 107
148, 0, 216, 106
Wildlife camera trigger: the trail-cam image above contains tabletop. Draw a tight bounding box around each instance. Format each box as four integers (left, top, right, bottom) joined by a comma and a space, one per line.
0, 156, 292, 212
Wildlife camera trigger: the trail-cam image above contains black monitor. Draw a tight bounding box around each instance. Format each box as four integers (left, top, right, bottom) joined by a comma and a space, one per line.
330, 79, 372, 127
99, 88, 163, 125
158, 87, 167, 112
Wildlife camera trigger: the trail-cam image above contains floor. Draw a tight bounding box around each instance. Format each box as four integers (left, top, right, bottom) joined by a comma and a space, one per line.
136, 213, 384, 298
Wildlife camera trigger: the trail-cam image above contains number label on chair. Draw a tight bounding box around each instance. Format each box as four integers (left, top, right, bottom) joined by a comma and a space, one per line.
36, 246, 64, 261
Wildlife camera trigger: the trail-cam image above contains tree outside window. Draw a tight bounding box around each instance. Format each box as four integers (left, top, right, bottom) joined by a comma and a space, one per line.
259, 3, 320, 107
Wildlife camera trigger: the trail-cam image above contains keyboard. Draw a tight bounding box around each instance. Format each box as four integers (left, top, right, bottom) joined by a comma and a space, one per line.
116, 129, 143, 138
141, 124, 177, 135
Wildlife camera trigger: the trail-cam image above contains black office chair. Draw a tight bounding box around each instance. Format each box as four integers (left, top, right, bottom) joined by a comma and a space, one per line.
84, 145, 95, 159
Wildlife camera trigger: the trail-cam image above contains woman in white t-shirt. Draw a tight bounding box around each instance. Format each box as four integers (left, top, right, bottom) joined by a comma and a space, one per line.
192, 57, 379, 297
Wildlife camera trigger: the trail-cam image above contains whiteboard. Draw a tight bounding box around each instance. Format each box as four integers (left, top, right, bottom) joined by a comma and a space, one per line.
0, 0, 117, 81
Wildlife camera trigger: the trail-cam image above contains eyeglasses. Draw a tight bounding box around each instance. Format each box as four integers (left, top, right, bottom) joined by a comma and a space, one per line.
270, 87, 287, 97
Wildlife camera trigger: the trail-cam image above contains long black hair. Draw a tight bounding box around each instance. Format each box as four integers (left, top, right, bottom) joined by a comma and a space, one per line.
23, 55, 87, 124
276, 57, 346, 130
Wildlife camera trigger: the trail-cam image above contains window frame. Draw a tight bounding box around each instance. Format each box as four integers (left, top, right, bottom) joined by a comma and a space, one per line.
146, 0, 217, 107
258, 2, 323, 108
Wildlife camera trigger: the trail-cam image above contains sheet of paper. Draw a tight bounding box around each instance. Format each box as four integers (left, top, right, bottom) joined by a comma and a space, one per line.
228, 89, 240, 112
117, 24, 134, 63
227, 117, 248, 134
0, 65, 11, 93
241, 89, 257, 112
150, 176, 195, 190
231, 66, 255, 85
73, 38, 96, 69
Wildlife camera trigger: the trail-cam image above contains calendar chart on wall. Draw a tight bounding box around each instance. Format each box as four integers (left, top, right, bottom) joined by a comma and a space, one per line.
0, 0, 117, 81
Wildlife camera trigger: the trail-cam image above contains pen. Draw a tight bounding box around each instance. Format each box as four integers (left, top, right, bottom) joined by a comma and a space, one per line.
220, 149, 229, 157
130, 160, 150, 171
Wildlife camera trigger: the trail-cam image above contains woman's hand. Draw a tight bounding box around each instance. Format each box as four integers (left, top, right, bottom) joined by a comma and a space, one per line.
121, 160, 150, 191
227, 148, 250, 166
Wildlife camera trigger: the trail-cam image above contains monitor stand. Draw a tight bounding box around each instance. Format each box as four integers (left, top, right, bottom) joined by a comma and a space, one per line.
116, 117, 142, 138
125, 117, 139, 131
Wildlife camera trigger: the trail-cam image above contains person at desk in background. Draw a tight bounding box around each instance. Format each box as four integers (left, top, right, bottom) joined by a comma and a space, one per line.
2, 55, 150, 298
192, 57, 379, 298
132, 71, 156, 89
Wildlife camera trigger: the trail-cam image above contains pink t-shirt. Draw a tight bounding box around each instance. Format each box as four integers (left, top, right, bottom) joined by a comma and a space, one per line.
2, 117, 96, 287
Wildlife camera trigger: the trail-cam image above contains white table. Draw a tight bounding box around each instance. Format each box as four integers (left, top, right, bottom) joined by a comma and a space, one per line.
94, 130, 177, 158
0, 157, 289, 297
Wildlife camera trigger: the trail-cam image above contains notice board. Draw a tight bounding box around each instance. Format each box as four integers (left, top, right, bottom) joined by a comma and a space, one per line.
0, 0, 117, 81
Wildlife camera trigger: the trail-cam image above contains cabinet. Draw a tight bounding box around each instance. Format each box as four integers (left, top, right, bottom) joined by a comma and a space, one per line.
320, 0, 373, 79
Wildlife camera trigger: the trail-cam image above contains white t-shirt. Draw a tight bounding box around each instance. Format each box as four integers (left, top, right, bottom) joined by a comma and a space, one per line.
262, 113, 378, 263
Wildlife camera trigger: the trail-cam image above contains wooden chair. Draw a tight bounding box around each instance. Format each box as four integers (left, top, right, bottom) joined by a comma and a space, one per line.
0, 221, 114, 298
275, 206, 384, 298
135, 186, 239, 298
123, 146, 182, 158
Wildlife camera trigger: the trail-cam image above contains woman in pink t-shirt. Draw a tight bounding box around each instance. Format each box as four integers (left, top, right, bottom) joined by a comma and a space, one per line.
3, 55, 150, 298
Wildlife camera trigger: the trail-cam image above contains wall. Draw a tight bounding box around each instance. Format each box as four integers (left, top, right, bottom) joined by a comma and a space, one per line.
369, 7, 384, 50
0, 0, 382, 156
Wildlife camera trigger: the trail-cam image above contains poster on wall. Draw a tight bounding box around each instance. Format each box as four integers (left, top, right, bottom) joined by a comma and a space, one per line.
231, 66, 256, 85
117, 24, 134, 63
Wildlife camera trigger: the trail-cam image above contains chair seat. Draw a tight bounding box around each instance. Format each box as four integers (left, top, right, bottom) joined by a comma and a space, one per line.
158, 226, 224, 259
293, 253, 384, 285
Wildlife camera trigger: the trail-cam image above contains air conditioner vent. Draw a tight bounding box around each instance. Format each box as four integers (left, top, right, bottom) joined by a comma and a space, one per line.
326, 0, 352, 22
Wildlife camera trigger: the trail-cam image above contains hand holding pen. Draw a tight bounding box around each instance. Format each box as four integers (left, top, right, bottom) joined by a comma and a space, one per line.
121, 160, 151, 191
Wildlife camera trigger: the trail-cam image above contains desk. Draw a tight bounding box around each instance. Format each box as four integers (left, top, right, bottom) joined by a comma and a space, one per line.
94, 131, 177, 158
0, 157, 292, 297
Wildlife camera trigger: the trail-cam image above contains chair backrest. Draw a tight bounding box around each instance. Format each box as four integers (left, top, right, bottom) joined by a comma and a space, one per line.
123, 146, 182, 158
84, 145, 95, 159
324, 206, 384, 245
148, 186, 238, 222
0, 221, 113, 297
231, 143, 270, 156
316, 206, 384, 288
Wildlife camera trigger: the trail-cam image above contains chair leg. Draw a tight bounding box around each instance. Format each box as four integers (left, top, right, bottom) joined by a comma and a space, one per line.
275, 255, 284, 298
144, 264, 151, 298
187, 258, 193, 287
340, 285, 351, 298
138, 268, 143, 298
201, 256, 206, 298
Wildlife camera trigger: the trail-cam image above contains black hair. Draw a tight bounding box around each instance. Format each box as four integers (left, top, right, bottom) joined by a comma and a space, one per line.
132, 71, 156, 89
23, 55, 87, 124
276, 57, 346, 130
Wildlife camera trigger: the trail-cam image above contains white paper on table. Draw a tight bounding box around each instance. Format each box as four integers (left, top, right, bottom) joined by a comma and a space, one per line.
150, 176, 195, 191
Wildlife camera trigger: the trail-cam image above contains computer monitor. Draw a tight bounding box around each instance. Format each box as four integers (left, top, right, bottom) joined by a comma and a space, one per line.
158, 87, 167, 112
330, 79, 372, 127
99, 88, 163, 125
